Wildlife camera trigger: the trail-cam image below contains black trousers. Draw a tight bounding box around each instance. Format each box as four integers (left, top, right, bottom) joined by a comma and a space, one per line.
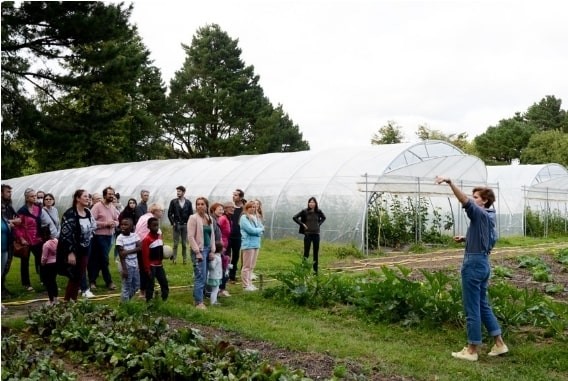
146, 265, 169, 301
41, 263, 58, 301
303, 234, 320, 273
228, 236, 241, 281
21, 243, 43, 287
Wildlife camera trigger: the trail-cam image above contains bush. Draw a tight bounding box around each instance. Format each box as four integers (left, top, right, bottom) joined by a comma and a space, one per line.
335, 245, 364, 259
265, 262, 568, 338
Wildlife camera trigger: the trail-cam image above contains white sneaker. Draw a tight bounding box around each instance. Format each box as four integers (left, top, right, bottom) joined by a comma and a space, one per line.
451, 347, 478, 361
488, 344, 509, 356
244, 285, 258, 291
82, 289, 96, 298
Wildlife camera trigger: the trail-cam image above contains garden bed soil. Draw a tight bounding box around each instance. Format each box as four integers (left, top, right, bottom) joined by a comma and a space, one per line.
2, 243, 566, 380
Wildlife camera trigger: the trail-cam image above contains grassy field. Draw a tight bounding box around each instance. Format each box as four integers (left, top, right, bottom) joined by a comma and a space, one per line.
2, 234, 568, 380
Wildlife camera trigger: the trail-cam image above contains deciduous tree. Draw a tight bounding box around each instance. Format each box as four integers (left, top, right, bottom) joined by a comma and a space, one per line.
521, 130, 568, 166
474, 117, 535, 164
371, 121, 403, 144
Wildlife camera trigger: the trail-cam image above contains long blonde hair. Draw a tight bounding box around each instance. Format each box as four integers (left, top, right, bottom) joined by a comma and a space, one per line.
252, 199, 263, 220
243, 201, 257, 221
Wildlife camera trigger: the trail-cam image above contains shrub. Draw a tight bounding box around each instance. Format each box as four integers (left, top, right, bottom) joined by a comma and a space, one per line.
335, 245, 364, 259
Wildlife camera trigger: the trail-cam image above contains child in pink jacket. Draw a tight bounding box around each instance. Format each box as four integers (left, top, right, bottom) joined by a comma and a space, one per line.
41, 235, 59, 305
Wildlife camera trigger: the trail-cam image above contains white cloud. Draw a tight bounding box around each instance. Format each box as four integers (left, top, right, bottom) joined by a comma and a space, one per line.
129, 0, 568, 151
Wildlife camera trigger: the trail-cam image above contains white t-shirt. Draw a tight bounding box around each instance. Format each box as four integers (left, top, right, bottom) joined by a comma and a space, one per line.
116, 232, 140, 267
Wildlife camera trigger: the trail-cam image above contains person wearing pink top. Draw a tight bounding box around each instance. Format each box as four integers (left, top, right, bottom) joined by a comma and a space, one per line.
187, 197, 216, 309
88, 186, 119, 291
41, 232, 58, 305
14, 188, 44, 291
217, 201, 233, 297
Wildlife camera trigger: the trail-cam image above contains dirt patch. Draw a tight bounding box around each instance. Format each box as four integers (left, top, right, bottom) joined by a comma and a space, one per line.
3, 243, 565, 380
167, 319, 412, 381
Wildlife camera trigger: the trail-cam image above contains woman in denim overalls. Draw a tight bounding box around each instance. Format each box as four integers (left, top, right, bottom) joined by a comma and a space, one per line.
436, 176, 509, 362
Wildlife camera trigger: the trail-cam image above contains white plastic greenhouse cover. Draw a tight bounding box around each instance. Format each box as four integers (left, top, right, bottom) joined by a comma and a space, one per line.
487, 164, 568, 235
4, 140, 486, 248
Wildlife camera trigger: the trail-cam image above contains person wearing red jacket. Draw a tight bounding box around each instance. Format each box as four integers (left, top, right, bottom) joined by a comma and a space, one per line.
140, 217, 169, 302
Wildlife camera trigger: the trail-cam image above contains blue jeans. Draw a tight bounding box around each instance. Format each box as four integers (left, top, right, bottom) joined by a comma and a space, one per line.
461, 253, 502, 345
80, 242, 92, 292
191, 246, 209, 304
120, 262, 140, 302
1, 250, 7, 278
88, 235, 113, 287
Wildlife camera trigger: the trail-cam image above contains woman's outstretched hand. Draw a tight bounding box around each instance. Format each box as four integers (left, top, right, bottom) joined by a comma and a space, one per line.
435, 176, 449, 185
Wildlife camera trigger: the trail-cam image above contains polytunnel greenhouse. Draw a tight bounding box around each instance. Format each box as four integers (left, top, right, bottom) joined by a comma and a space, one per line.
4, 140, 495, 249
487, 164, 568, 237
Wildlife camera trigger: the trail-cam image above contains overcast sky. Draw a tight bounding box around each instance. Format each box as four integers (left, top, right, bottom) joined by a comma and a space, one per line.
129, 0, 568, 151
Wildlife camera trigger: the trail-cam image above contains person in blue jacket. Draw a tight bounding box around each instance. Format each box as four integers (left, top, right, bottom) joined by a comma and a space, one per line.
240, 201, 264, 291
435, 176, 508, 362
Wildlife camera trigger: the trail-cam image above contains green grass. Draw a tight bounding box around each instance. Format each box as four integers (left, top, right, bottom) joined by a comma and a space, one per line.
2, 236, 568, 381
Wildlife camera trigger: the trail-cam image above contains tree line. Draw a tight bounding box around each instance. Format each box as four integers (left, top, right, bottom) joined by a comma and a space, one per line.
371, 96, 568, 167
1, 2, 309, 179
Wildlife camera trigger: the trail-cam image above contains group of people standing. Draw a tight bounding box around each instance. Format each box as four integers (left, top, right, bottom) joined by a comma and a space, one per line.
1, 182, 328, 313
0, 185, 162, 305
2, 177, 510, 362
185, 189, 266, 309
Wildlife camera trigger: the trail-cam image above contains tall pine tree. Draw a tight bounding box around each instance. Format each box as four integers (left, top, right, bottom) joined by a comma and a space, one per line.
1, 1, 168, 175
166, 24, 308, 158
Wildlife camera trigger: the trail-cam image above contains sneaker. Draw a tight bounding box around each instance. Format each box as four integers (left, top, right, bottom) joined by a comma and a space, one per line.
90, 283, 97, 290
243, 285, 258, 292
488, 344, 509, 356
451, 347, 478, 362
211, 301, 222, 306
107, 283, 117, 290
195, 303, 207, 310
82, 289, 96, 298
25, 286, 34, 292
219, 290, 231, 297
